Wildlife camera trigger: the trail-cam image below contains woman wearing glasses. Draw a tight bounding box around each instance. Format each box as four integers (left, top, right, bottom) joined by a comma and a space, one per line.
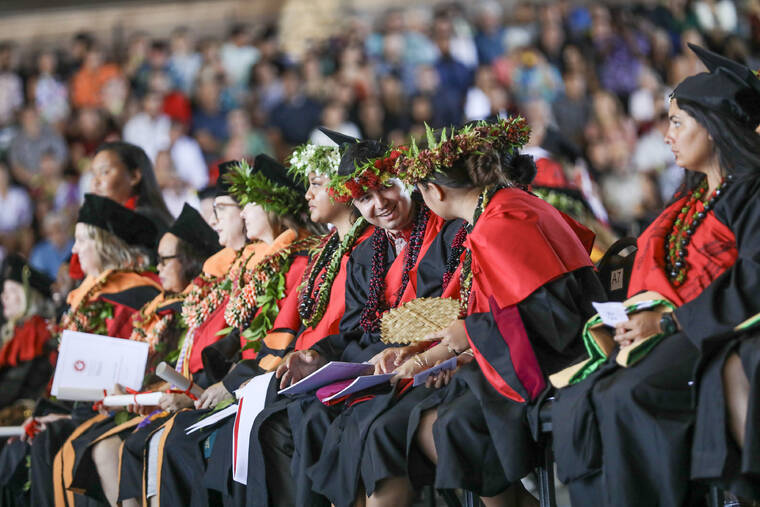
61, 203, 222, 507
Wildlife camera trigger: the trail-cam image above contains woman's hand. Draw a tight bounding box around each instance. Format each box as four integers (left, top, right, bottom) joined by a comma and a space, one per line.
21, 413, 72, 441
195, 382, 232, 410
158, 393, 195, 412
372, 346, 419, 374
275, 350, 327, 389
391, 354, 430, 383
424, 320, 468, 354
614, 311, 664, 347
424, 350, 475, 389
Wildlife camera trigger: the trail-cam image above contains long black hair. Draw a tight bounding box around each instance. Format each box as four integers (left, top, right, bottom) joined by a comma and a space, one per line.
95, 141, 173, 227
673, 98, 760, 198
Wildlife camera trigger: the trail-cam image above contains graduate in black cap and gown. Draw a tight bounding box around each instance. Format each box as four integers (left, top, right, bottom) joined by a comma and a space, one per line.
58, 203, 222, 507
11, 194, 162, 507
551, 44, 760, 507
0, 255, 55, 411
0, 256, 56, 505
246, 130, 463, 507
320, 118, 599, 507
151, 154, 323, 507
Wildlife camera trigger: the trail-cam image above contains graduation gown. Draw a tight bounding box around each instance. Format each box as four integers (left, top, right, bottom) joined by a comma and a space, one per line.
154, 231, 313, 507
246, 210, 457, 507
325, 187, 600, 502
60, 295, 187, 504
22, 270, 162, 507
552, 175, 760, 507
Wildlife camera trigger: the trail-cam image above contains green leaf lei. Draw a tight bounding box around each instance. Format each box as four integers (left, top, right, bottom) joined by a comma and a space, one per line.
459, 185, 501, 318
297, 217, 368, 329
224, 158, 308, 216
396, 116, 531, 185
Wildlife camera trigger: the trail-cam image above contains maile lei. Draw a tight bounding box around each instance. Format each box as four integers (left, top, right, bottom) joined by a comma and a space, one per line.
57, 269, 139, 336
459, 185, 502, 318
360, 203, 431, 333
224, 235, 323, 351
298, 218, 369, 329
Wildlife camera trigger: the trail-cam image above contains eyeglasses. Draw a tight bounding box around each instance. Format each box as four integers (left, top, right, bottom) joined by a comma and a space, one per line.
157, 254, 178, 265
212, 202, 239, 221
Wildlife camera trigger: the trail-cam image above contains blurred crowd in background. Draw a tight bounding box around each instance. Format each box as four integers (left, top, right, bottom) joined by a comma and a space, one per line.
0, 0, 757, 285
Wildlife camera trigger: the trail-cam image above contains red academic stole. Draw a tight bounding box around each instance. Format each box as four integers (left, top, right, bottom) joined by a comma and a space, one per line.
295, 226, 375, 351
628, 196, 738, 306
463, 188, 594, 402
384, 212, 445, 307
0, 316, 51, 368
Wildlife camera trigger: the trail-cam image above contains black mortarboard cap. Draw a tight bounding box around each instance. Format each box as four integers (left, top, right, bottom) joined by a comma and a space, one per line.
253, 153, 307, 193
167, 204, 222, 259
77, 194, 158, 250
2, 254, 53, 298
673, 44, 760, 128
337, 139, 389, 177
198, 185, 217, 201
319, 127, 360, 149
216, 160, 237, 197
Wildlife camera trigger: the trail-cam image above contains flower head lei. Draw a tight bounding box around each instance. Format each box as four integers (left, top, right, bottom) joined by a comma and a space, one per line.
326, 140, 405, 203
395, 116, 531, 185
288, 144, 342, 183
223, 155, 308, 217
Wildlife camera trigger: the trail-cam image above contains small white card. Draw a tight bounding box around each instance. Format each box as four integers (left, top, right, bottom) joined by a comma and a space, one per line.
592, 302, 630, 327
51, 330, 150, 401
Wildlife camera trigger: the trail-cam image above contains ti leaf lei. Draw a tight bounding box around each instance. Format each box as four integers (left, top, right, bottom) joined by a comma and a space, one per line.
459, 185, 501, 318
297, 217, 368, 329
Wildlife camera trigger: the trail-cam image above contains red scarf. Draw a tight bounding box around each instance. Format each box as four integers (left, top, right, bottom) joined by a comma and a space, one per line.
0, 316, 52, 368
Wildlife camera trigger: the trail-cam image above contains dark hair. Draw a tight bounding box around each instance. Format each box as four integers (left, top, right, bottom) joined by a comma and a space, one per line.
175, 236, 206, 287
673, 99, 760, 197
427, 148, 536, 189
95, 141, 173, 226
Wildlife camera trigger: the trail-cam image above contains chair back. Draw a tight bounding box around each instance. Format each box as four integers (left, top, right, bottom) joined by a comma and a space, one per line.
596, 237, 637, 302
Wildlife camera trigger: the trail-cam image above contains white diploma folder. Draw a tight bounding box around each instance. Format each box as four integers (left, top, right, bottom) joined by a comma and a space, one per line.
51, 330, 149, 401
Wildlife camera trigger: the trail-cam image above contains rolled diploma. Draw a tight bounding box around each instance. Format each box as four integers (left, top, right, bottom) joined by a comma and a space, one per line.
155, 362, 204, 398
102, 392, 164, 407
0, 426, 25, 437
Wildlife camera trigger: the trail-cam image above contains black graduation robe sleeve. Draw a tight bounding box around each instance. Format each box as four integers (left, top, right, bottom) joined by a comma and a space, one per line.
675, 176, 760, 352
464, 266, 605, 402
310, 237, 388, 362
